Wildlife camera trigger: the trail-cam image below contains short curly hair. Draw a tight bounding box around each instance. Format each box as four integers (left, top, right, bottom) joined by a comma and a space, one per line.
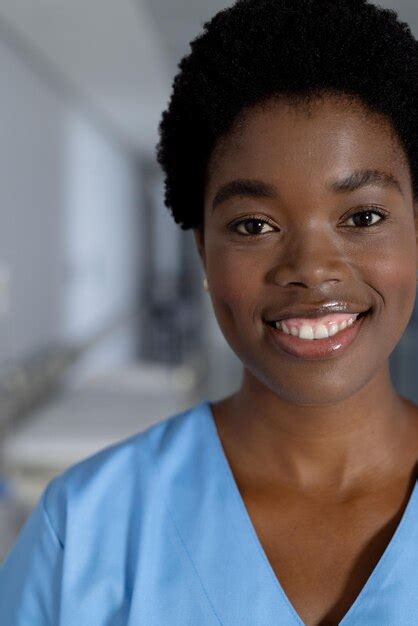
156, 0, 418, 231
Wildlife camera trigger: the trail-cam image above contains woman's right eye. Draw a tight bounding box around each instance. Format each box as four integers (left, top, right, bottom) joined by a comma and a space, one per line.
229, 217, 276, 237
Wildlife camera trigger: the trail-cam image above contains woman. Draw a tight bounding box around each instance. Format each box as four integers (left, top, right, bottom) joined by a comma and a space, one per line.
1, 0, 418, 624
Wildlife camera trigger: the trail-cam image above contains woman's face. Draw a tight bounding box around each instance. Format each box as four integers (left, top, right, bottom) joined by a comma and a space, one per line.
194, 95, 418, 405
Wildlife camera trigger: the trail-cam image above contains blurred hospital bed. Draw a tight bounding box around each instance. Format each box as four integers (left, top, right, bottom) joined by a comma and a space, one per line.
1, 362, 197, 508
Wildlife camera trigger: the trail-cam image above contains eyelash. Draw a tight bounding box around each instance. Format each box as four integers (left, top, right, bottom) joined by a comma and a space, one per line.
228, 207, 389, 237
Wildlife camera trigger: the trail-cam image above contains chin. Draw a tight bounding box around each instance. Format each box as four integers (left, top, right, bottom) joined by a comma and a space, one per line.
248, 356, 389, 406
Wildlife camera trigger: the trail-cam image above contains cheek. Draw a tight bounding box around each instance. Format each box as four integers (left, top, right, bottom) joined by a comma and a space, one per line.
371, 229, 416, 331
207, 250, 265, 333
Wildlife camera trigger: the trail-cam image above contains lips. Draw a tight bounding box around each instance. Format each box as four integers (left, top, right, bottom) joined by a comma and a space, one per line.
264, 302, 371, 323
264, 308, 371, 360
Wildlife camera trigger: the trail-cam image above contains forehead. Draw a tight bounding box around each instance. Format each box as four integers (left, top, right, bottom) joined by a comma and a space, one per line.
205, 95, 410, 200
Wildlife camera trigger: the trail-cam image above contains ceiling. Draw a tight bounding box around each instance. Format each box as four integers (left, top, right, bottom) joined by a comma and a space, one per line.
0, 0, 416, 157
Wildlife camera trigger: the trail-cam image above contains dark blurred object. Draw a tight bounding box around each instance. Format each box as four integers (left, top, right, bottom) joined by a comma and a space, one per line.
139, 162, 204, 367
390, 306, 418, 404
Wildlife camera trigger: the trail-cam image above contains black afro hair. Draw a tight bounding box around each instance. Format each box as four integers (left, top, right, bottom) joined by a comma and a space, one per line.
156, 0, 418, 231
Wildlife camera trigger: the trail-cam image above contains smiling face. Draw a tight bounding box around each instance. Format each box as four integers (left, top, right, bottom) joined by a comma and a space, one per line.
194, 94, 418, 406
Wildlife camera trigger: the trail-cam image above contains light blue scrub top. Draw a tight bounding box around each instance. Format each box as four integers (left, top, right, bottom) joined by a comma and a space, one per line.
1, 399, 418, 625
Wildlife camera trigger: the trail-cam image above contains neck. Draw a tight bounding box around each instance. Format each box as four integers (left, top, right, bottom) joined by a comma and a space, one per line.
215, 364, 415, 495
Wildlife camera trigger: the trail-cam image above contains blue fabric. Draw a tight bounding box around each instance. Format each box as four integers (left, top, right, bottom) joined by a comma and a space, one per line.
1, 399, 418, 625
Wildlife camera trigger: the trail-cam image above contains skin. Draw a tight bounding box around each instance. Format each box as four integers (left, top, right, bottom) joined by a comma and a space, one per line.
193, 94, 418, 625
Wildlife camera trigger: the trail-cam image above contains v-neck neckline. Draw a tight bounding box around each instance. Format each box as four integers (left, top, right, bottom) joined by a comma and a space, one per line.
199, 399, 418, 625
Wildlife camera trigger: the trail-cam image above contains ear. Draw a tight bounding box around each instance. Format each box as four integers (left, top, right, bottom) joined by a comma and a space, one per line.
193, 226, 207, 272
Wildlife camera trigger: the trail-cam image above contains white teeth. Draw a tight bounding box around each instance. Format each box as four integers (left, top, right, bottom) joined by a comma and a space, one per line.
313, 324, 329, 339
274, 314, 360, 340
299, 325, 314, 339
328, 323, 340, 337
281, 321, 290, 334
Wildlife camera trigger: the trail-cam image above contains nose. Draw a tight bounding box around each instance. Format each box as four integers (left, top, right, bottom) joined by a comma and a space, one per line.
270, 227, 348, 289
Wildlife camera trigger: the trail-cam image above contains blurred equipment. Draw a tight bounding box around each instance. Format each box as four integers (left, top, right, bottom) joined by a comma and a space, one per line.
1, 362, 198, 512
0, 310, 142, 438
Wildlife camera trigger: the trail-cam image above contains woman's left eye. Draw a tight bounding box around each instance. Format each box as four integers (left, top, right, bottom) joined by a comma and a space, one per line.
345, 209, 386, 228
228, 217, 275, 236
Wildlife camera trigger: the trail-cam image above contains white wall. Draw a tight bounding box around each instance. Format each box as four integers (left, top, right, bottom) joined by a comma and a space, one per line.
0, 31, 143, 371
0, 0, 170, 153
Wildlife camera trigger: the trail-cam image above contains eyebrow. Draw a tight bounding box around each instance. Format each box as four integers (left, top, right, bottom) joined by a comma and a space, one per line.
329, 169, 403, 196
212, 179, 277, 211
211, 169, 403, 211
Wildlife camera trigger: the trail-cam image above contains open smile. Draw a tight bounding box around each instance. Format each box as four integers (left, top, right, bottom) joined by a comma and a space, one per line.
264, 309, 372, 360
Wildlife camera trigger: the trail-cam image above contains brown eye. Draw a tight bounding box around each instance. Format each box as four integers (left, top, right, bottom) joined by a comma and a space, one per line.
345, 208, 387, 227
230, 217, 275, 236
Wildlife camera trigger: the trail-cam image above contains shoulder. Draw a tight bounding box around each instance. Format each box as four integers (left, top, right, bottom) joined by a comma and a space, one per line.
42, 399, 210, 545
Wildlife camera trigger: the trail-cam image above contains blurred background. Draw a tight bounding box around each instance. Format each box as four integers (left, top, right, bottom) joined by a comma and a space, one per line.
0, 0, 417, 561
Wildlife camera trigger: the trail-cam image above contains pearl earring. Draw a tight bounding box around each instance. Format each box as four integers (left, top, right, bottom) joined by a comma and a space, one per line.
203, 276, 209, 292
